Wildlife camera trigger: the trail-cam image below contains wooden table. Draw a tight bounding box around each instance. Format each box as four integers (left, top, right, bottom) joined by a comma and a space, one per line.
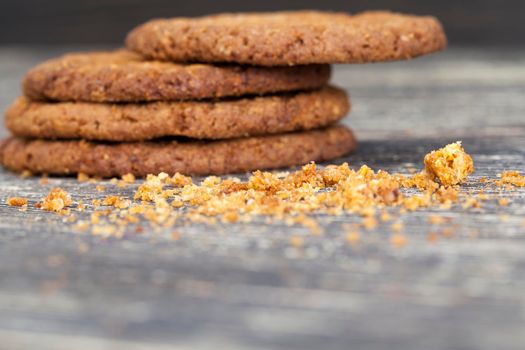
1, 47, 524, 350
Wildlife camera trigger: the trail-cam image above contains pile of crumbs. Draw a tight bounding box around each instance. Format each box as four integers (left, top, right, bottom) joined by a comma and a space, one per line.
5, 142, 525, 244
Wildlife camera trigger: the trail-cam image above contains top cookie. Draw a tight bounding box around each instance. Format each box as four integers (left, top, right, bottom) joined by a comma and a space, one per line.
126, 11, 447, 66
23, 50, 330, 102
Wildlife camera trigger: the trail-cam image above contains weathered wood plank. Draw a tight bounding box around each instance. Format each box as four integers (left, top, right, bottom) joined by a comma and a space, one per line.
0, 47, 525, 350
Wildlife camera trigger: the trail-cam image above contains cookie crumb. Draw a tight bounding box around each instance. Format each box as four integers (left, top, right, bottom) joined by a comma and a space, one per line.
7, 197, 28, 207
41, 188, 72, 212
424, 142, 474, 186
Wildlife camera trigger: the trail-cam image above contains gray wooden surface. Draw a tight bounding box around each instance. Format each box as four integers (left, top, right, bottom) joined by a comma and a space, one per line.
0, 47, 525, 350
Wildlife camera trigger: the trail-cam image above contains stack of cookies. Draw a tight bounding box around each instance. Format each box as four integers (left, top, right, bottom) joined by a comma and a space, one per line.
0, 11, 446, 177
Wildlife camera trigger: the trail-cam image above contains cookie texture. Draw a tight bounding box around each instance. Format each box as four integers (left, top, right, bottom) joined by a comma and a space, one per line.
6, 86, 349, 141
23, 50, 330, 102
0, 125, 357, 177
126, 11, 447, 66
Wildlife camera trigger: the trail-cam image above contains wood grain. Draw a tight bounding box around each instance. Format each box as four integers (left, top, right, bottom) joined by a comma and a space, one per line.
1, 47, 525, 350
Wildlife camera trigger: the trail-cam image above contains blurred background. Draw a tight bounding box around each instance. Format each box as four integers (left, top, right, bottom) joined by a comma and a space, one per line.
1, 0, 524, 46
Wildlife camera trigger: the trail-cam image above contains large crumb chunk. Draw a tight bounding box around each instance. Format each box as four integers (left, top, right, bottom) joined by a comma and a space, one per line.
424, 142, 474, 186
41, 187, 72, 212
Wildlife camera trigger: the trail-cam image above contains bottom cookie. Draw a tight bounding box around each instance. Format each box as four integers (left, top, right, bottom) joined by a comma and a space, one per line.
0, 125, 356, 177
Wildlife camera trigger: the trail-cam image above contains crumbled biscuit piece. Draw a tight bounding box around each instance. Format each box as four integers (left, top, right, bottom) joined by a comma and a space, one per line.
41, 188, 72, 212
424, 142, 474, 186
7, 197, 28, 207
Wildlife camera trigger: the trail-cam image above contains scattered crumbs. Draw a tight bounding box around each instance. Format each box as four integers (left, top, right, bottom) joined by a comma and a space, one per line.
7, 142, 522, 244
390, 233, 407, 248
423, 141, 474, 186
495, 171, 525, 187
498, 198, 509, 206
289, 235, 305, 248
7, 197, 28, 207
40, 188, 72, 213
77, 172, 90, 182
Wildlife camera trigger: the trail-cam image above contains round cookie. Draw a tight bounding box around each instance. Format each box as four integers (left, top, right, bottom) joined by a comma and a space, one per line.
126, 11, 447, 66
0, 125, 357, 177
23, 50, 331, 102
6, 86, 350, 142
